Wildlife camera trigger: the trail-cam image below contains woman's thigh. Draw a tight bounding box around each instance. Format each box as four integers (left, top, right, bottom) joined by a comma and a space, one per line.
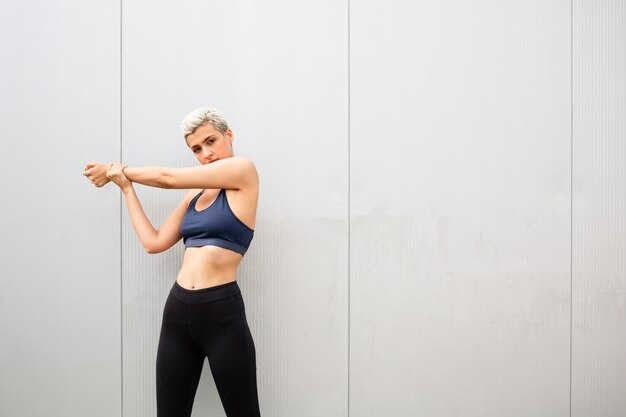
155, 293, 206, 417
191, 293, 261, 417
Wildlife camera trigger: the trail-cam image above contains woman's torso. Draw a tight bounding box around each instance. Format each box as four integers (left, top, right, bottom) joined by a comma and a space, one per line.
176, 186, 257, 290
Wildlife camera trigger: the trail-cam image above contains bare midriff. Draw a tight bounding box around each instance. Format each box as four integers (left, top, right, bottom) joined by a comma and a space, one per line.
175, 245, 243, 290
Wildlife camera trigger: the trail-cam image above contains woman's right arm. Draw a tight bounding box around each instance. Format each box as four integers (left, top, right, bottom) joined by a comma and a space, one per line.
122, 185, 194, 254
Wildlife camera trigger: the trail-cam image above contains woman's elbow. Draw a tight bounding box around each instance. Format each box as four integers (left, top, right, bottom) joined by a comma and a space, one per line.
145, 242, 163, 254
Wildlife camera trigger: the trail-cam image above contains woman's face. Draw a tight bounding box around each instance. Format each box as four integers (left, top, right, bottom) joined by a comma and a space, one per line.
185, 122, 234, 165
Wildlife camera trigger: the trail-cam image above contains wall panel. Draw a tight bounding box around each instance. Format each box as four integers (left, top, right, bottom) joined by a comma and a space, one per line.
121, 1, 348, 416
350, 1, 571, 416
0, 1, 121, 416
572, 1, 626, 416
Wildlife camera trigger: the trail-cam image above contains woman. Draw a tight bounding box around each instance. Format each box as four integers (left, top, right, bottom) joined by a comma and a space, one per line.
82, 107, 261, 417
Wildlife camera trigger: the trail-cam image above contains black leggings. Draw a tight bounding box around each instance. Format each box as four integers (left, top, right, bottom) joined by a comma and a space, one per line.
156, 280, 261, 417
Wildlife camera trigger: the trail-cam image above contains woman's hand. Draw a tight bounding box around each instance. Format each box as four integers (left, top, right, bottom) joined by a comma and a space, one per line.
83, 162, 112, 187
106, 162, 131, 191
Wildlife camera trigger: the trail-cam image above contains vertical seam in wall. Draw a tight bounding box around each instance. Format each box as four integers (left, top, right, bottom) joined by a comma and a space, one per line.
347, 0, 351, 415
120, 0, 124, 415
569, 1, 573, 417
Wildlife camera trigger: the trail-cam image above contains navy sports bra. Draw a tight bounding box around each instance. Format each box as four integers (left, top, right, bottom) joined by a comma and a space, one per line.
180, 189, 254, 256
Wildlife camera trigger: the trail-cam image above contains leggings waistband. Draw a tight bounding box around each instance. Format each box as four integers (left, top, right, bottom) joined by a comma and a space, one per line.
170, 280, 240, 304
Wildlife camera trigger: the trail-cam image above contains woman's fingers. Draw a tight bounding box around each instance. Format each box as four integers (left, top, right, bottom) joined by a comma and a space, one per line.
107, 162, 121, 179
106, 163, 116, 178
83, 162, 110, 188
102, 162, 130, 190
85, 162, 122, 187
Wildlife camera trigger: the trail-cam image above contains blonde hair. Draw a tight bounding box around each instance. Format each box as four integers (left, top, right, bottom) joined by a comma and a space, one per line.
180, 106, 230, 139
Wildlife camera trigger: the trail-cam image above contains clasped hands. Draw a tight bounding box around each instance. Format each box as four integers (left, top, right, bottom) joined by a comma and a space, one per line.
83, 162, 131, 190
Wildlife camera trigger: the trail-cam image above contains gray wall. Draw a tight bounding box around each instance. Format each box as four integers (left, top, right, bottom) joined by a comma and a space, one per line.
0, 1, 624, 417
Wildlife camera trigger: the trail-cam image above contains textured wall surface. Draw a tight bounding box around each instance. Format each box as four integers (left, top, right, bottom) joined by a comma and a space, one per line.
0, 1, 624, 417
350, 1, 572, 416
572, 1, 626, 416
0, 1, 122, 417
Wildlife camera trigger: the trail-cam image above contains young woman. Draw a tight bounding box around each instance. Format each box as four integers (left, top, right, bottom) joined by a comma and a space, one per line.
82, 107, 261, 417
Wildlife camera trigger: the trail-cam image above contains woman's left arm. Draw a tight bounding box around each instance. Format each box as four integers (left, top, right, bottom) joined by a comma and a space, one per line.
84, 157, 255, 190
161, 157, 255, 190
122, 166, 168, 188
84, 162, 168, 188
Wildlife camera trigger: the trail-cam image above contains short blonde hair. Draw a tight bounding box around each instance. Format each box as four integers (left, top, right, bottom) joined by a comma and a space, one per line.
180, 106, 229, 139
